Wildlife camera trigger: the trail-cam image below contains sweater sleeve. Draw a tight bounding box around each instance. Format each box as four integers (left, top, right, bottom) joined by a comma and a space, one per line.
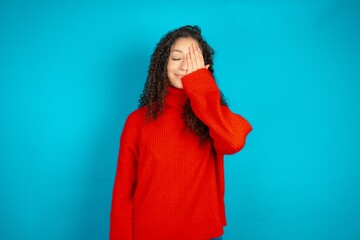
182, 68, 252, 155
110, 112, 139, 240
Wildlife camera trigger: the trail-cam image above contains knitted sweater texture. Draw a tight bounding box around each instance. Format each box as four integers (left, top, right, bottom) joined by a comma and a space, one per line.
110, 68, 252, 240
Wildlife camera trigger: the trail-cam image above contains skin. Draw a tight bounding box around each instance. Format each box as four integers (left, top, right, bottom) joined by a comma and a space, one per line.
167, 37, 210, 89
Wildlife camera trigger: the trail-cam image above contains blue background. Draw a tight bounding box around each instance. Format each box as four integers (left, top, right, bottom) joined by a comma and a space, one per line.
1, 0, 359, 239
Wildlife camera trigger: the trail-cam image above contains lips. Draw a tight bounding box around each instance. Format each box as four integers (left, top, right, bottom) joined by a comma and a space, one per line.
175, 74, 185, 78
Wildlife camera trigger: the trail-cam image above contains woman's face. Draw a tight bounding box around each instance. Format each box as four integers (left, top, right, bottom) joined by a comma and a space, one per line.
167, 37, 200, 89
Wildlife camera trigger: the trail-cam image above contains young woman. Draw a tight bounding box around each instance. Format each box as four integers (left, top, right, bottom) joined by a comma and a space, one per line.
110, 25, 252, 240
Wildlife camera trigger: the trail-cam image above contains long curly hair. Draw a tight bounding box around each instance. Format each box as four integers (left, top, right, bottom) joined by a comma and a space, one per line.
138, 25, 227, 143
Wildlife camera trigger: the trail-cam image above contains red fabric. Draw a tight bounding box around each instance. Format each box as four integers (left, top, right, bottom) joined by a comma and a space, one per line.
110, 68, 252, 240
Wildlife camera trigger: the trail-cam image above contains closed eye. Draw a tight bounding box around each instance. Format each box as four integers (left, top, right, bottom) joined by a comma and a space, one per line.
172, 58, 181, 61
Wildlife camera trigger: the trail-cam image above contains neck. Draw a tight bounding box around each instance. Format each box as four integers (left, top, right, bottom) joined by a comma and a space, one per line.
165, 85, 188, 108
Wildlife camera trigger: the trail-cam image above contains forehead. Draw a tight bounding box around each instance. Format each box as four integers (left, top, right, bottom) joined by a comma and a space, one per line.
171, 37, 199, 52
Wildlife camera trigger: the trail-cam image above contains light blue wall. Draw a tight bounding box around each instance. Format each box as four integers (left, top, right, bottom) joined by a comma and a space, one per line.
1, 1, 359, 239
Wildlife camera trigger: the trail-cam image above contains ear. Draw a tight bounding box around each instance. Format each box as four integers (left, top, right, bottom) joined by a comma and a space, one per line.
205, 64, 210, 69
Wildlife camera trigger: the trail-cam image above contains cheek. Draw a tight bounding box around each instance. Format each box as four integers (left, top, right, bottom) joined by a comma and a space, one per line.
168, 61, 182, 71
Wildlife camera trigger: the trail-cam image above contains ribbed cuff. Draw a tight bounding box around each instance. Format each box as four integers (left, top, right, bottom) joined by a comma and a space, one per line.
181, 68, 219, 92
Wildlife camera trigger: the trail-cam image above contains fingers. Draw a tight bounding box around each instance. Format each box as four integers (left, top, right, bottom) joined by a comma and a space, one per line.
186, 51, 193, 73
186, 44, 208, 74
194, 46, 204, 66
189, 45, 198, 68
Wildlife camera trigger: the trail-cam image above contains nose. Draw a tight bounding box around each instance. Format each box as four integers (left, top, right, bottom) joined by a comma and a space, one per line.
180, 59, 188, 71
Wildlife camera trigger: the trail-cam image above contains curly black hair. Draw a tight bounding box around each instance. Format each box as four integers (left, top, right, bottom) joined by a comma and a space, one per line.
139, 25, 227, 143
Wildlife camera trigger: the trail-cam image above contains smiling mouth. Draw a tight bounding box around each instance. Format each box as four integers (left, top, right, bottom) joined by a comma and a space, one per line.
175, 74, 185, 78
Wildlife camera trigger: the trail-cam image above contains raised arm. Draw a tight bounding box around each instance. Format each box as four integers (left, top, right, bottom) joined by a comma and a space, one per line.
182, 69, 252, 154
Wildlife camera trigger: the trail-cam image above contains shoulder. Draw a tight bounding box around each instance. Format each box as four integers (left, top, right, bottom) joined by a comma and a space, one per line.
119, 107, 146, 143
123, 107, 146, 129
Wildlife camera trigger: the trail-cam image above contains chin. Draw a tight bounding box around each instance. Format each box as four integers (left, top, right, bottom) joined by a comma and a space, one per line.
170, 83, 183, 89
169, 79, 183, 89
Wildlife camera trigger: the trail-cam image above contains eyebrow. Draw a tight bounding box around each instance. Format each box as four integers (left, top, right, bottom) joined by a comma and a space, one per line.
170, 49, 183, 53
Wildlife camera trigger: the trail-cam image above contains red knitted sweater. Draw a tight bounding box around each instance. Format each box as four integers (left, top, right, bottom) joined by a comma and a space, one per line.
110, 68, 252, 240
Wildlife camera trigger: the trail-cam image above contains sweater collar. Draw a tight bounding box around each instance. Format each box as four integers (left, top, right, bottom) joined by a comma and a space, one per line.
165, 86, 188, 108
